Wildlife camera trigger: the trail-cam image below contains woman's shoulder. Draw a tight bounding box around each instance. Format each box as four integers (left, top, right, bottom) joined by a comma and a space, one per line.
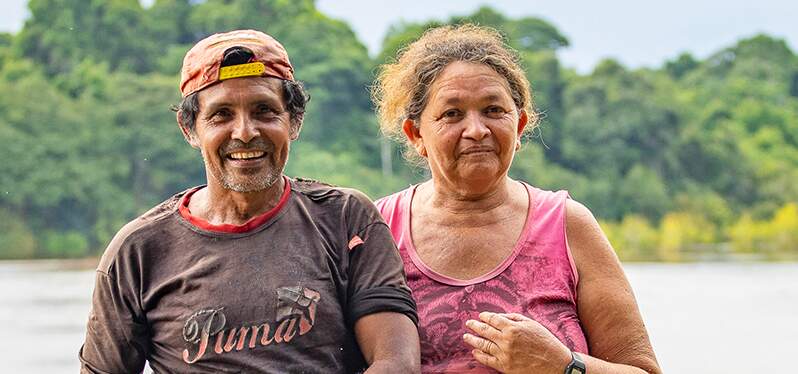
515, 181, 571, 214
374, 185, 420, 233
374, 185, 415, 213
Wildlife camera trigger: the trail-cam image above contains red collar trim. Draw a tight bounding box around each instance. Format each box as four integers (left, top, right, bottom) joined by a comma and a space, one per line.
179, 177, 292, 233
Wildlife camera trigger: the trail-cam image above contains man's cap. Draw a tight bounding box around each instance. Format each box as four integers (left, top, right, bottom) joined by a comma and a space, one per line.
180, 29, 294, 97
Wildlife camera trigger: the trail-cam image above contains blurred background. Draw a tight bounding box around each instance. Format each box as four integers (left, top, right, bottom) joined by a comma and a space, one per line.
0, 0, 796, 373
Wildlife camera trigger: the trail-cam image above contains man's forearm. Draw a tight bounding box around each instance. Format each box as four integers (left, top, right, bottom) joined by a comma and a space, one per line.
355, 312, 420, 374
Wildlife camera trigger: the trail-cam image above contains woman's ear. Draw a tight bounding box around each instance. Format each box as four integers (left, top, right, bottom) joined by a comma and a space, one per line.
517, 109, 529, 136
176, 111, 199, 149
515, 110, 530, 152
402, 118, 426, 157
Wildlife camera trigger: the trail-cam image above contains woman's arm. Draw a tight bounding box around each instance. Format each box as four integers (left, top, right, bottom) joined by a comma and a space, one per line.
566, 199, 661, 374
463, 199, 661, 374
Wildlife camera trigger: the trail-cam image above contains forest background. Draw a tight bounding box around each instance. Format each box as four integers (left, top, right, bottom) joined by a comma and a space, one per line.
0, 0, 797, 262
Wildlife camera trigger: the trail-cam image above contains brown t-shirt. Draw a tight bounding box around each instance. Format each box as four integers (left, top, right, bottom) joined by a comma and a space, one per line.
79, 178, 417, 373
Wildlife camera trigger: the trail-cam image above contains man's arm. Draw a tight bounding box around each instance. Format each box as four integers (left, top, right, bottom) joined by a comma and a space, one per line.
80, 270, 149, 374
355, 312, 420, 374
343, 191, 420, 373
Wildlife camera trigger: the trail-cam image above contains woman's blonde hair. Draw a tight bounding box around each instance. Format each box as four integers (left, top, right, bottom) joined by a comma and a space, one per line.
372, 24, 537, 160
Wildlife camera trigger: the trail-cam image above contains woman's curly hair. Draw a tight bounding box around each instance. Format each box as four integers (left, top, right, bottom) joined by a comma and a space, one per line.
371, 24, 538, 162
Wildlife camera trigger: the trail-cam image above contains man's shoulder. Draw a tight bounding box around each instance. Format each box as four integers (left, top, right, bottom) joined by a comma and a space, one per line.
96, 189, 190, 274
288, 177, 385, 231
290, 177, 371, 205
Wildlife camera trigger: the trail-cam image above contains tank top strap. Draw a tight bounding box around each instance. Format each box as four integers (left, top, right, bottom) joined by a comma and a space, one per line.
521, 184, 579, 286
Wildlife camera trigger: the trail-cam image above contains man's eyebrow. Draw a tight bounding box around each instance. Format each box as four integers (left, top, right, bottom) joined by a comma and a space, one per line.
249, 95, 285, 110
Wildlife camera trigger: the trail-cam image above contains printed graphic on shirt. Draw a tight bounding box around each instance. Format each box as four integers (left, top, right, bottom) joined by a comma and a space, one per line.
181, 286, 321, 364
410, 252, 585, 372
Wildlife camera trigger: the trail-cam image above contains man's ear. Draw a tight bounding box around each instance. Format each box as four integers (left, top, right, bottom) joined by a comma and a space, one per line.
289, 113, 304, 140
176, 111, 199, 148
402, 118, 426, 157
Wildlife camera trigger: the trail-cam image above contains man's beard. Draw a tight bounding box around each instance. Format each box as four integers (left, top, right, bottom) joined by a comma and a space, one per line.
205, 138, 286, 193
218, 161, 283, 192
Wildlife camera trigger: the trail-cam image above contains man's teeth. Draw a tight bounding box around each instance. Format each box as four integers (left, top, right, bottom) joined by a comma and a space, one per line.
228, 151, 265, 160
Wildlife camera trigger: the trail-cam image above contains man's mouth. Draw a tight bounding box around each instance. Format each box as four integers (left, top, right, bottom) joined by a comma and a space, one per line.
226, 151, 266, 160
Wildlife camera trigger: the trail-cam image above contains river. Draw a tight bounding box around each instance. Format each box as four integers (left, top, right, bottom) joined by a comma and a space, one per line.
0, 261, 795, 373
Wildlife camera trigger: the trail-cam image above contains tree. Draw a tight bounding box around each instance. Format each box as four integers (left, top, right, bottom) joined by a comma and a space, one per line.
17, 0, 155, 76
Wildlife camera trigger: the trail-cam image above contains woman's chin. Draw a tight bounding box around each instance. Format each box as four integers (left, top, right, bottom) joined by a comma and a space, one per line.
455, 167, 504, 186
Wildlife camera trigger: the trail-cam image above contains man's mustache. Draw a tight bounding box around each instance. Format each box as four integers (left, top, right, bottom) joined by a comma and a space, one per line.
219, 138, 274, 156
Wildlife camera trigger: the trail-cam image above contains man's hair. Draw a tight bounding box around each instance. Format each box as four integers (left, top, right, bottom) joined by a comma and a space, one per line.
173, 46, 310, 133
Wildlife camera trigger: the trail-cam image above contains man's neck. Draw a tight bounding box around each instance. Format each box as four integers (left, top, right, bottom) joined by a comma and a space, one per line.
189, 176, 286, 226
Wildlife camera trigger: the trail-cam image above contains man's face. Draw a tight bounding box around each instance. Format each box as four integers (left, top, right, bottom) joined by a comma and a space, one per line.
185, 77, 297, 193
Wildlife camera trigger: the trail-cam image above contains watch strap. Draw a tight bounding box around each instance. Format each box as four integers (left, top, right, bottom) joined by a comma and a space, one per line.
564, 351, 586, 374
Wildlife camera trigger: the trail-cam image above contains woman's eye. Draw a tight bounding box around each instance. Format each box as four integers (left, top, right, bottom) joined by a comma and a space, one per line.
485, 106, 506, 117
441, 109, 461, 119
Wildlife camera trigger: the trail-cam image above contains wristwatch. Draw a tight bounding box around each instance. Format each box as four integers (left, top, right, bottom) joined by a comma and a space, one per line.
564, 351, 586, 374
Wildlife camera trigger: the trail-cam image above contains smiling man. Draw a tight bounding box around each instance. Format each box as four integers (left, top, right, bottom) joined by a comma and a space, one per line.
79, 30, 419, 374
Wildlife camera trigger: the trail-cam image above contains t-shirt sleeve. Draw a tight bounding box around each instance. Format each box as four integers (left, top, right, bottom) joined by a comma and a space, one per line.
79, 269, 149, 374
344, 193, 418, 327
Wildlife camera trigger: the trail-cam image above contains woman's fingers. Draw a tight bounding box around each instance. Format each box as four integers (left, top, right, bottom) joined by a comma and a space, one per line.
465, 319, 502, 340
479, 311, 515, 330
502, 312, 533, 322
471, 348, 501, 371
463, 333, 499, 355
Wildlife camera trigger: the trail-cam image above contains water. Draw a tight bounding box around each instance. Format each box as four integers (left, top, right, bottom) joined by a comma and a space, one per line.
0, 261, 795, 373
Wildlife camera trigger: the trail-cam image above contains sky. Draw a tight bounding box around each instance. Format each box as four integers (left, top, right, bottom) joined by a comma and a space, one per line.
2, 0, 797, 73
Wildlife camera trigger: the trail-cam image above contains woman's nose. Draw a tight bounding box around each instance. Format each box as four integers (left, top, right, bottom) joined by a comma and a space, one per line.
461, 113, 491, 141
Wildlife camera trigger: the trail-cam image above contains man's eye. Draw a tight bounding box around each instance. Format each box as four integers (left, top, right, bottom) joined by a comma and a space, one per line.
212, 109, 232, 119
256, 105, 278, 116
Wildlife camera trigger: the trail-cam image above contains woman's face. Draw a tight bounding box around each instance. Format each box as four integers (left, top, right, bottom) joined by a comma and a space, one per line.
404, 61, 527, 192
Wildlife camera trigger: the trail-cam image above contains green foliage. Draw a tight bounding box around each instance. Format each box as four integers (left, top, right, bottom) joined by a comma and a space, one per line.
18, 0, 154, 75
0, 208, 36, 259
0, 2, 796, 261
601, 215, 660, 261
617, 164, 670, 221
729, 203, 798, 256
41, 230, 89, 258
665, 53, 699, 79
658, 212, 716, 262
285, 143, 409, 199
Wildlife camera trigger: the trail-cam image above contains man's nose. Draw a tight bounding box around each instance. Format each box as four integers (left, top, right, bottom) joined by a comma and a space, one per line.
462, 112, 491, 141
231, 114, 258, 144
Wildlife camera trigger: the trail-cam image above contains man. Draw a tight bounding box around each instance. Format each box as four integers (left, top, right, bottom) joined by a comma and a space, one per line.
79, 29, 420, 373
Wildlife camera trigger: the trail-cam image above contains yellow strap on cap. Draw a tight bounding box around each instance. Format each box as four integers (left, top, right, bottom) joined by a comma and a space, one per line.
219, 62, 266, 81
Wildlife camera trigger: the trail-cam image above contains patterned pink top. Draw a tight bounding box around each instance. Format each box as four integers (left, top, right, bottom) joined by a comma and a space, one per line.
375, 183, 588, 373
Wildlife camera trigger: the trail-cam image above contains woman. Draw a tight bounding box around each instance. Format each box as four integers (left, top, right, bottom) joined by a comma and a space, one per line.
373, 25, 661, 374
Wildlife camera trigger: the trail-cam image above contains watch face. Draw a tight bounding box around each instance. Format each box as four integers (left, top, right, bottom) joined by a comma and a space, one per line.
569, 368, 586, 374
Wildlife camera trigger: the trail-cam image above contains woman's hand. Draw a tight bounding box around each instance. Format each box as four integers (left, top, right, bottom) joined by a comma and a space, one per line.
464, 312, 572, 374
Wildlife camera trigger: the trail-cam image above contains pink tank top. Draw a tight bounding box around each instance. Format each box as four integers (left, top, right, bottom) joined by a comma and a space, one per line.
376, 183, 588, 373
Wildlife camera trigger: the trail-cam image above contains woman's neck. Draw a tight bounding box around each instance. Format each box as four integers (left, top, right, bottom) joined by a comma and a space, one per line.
416, 176, 522, 227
